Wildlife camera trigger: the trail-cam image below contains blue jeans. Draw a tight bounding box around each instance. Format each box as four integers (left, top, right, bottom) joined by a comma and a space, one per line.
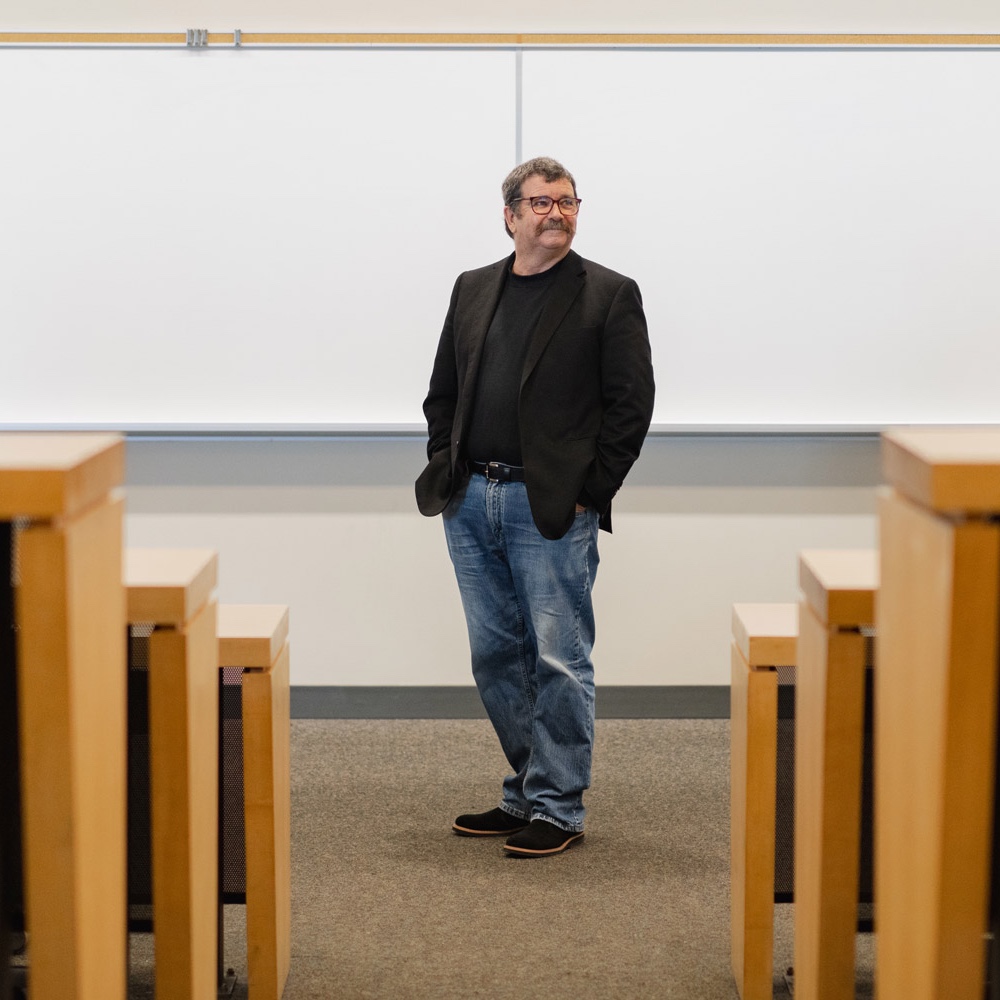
443, 472, 600, 832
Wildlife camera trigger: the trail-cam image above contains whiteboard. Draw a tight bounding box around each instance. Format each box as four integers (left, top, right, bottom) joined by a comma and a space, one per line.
522, 48, 1000, 429
2, 45, 999, 432
0, 47, 515, 430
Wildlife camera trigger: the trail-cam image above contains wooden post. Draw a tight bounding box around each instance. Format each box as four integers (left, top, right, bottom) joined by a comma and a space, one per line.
793, 549, 878, 1000
0, 433, 127, 1000
125, 547, 219, 1000
730, 602, 797, 1000
876, 428, 1000, 1000
218, 604, 291, 1000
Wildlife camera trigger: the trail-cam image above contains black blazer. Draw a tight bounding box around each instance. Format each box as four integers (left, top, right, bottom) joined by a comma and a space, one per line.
415, 249, 655, 541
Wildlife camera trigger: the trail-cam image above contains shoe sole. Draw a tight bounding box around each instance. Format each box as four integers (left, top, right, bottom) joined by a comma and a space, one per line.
452, 822, 528, 837
503, 832, 585, 856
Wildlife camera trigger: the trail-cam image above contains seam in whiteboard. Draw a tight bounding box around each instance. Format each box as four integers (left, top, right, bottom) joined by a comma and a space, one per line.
515, 48, 523, 163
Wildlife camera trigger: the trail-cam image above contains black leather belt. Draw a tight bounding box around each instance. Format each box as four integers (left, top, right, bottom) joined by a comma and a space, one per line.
469, 460, 526, 483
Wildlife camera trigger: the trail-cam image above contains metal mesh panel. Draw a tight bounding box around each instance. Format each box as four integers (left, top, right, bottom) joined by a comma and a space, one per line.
773, 657, 875, 928
127, 624, 154, 928
127, 630, 248, 931
774, 665, 795, 901
220, 666, 246, 903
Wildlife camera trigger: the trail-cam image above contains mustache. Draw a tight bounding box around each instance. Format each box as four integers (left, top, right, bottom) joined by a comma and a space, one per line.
539, 219, 572, 232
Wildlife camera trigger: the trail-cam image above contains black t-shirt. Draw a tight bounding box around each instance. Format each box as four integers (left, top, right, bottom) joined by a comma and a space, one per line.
464, 259, 564, 466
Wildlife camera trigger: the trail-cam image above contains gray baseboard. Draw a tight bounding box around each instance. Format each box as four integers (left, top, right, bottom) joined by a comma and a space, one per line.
290, 685, 730, 720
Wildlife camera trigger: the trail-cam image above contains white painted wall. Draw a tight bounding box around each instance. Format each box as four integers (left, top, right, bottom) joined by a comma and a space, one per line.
124, 435, 879, 686
3, 0, 999, 33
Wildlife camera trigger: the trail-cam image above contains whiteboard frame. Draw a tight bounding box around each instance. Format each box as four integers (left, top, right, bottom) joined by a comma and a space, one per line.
3, 35, 998, 436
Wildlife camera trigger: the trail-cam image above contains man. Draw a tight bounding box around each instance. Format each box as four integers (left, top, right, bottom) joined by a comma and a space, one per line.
415, 156, 655, 857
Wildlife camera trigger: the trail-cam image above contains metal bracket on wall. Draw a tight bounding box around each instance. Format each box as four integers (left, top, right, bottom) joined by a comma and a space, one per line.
186, 28, 209, 47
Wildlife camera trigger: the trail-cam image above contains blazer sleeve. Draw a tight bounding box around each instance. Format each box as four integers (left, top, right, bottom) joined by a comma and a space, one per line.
421, 275, 463, 460
582, 276, 655, 515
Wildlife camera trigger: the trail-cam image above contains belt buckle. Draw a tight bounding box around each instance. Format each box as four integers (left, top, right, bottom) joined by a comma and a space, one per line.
486, 461, 505, 482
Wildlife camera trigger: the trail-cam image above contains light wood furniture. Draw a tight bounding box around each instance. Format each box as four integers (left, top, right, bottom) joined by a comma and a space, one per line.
876, 427, 1000, 1000
794, 548, 878, 1000
730, 602, 798, 1000
124, 547, 219, 1000
0, 433, 128, 1000
217, 604, 291, 1000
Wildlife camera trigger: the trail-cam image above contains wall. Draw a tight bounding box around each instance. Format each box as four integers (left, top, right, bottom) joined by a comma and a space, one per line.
7, 0, 980, 686
3, 0, 999, 33
124, 435, 879, 686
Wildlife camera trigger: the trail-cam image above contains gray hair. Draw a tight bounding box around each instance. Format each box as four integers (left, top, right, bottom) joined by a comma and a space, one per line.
501, 157, 577, 239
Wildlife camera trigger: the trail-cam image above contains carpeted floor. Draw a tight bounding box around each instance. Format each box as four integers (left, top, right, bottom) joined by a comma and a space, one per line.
286, 718, 735, 1000
125, 718, 874, 999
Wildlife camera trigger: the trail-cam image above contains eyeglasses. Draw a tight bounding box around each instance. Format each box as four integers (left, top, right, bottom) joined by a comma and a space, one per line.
508, 195, 582, 217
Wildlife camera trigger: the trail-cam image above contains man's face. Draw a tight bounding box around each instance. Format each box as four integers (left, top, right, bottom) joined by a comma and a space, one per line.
504, 174, 577, 259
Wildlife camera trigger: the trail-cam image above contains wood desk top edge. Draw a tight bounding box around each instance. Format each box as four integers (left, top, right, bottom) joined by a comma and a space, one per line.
883, 426, 1000, 513
799, 549, 879, 626
732, 602, 798, 667
218, 604, 290, 667
0, 433, 124, 518
124, 548, 219, 625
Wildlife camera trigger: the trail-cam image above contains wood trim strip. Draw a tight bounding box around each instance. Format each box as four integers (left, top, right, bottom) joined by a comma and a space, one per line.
0, 32, 188, 43
2, 31, 1000, 46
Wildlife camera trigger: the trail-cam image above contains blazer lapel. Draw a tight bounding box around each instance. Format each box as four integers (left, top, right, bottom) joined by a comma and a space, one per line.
454, 255, 511, 430
521, 250, 586, 388
463, 256, 511, 358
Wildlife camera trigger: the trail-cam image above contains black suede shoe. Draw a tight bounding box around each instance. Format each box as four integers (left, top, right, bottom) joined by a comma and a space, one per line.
503, 818, 584, 856
452, 807, 529, 837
